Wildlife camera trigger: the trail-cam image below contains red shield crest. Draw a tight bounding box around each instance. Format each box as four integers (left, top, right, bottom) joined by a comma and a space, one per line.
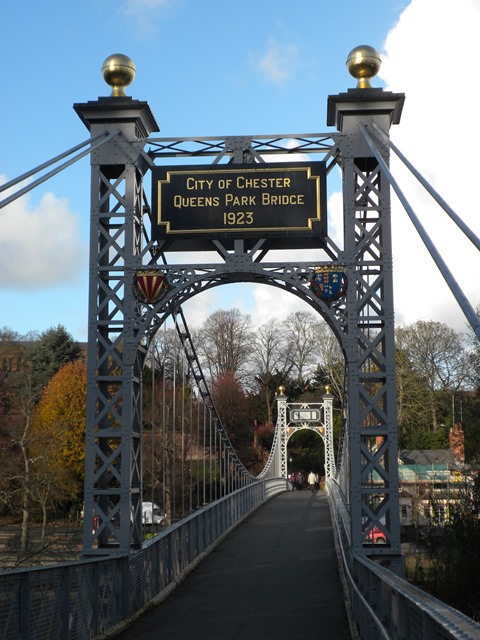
133, 271, 168, 304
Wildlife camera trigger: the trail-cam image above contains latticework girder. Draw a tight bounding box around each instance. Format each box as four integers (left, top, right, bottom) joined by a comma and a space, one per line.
75, 99, 157, 554
142, 260, 349, 342
328, 89, 405, 572
146, 133, 338, 161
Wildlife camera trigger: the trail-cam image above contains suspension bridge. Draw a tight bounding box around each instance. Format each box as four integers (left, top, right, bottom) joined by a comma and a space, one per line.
1, 45, 480, 639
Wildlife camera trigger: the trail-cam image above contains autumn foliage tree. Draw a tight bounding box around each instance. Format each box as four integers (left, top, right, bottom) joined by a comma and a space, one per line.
211, 372, 251, 458
32, 360, 87, 518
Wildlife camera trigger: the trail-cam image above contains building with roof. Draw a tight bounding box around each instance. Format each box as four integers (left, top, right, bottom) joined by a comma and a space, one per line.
398, 423, 467, 530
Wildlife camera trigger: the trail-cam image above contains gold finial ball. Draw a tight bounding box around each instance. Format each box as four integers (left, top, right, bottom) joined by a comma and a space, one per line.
278, 385, 286, 396
101, 54, 136, 97
346, 45, 381, 89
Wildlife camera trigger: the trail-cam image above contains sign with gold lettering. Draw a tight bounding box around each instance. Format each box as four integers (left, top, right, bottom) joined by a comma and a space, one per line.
151, 162, 326, 249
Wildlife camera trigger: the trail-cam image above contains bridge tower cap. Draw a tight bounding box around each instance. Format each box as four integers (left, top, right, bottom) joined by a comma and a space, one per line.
346, 45, 382, 89
101, 54, 136, 97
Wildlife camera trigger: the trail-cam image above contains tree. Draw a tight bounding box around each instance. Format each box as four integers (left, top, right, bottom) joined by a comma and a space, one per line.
195, 309, 254, 383
5, 341, 45, 553
424, 475, 480, 621
311, 320, 345, 400
467, 304, 480, 390
0, 327, 21, 406
250, 319, 294, 423
395, 345, 433, 448
25, 361, 86, 532
284, 311, 320, 390
149, 326, 190, 383
395, 321, 470, 431
30, 325, 81, 391
0, 327, 82, 552
33, 361, 87, 481
211, 372, 251, 458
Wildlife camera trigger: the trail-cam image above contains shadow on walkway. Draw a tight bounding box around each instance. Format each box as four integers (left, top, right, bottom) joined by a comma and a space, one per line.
114, 490, 352, 640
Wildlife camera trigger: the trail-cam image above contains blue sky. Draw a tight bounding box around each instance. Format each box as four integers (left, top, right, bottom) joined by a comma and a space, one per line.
1, 0, 479, 341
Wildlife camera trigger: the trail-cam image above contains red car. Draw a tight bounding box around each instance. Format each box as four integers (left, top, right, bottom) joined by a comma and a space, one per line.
364, 526, 386, 544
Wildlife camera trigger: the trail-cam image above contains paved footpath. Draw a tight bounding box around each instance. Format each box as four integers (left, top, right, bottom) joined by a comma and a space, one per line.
113, 490, 353, 640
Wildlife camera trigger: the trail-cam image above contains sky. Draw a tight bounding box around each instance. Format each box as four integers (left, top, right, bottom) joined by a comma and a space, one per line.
1, 0, 479, 342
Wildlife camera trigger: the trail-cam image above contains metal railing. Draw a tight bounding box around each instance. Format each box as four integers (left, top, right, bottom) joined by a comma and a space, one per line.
0, 478, 287, 640
4, 478, 480, 640
327, 480, 480, 640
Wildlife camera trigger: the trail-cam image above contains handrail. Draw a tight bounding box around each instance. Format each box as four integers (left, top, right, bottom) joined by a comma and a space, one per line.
0, 478, 287, 640
326, 482, 480, 639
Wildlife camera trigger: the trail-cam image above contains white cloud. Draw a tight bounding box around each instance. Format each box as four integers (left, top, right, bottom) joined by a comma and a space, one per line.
181, 289, 216, 328
255, 38, 300, 86
118, 0, 172, 34
251, 284, 313, 329
0, 186, 87, 290
120, 0, 170, 13
326, 191, 343, 250
378, 0, 480, 333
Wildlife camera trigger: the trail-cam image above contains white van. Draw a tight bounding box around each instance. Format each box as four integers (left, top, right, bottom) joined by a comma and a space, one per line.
81, 501, 166, 527
141, 501, 166, 525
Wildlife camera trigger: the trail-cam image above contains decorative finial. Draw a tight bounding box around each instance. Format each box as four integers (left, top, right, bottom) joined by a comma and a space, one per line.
278, 385, 286, 396
101, 54, 136, 97
325, 384, 331, 395
346, 45, 381, 89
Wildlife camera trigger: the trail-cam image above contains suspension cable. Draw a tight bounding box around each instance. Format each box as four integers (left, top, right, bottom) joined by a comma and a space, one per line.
0, 131, 118, 208
359, 123, 480, 341
151, 345, 155, 512
172, 312, 178, 520
147, 306, 279, 525
0, 132, 110, 194
162, 321, 167, 516
181, 346, 186, 517
371, 121, 480, 251
189, 379, 193, 513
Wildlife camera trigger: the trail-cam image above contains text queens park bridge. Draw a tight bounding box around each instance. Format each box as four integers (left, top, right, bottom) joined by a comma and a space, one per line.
66, 45, 479, 579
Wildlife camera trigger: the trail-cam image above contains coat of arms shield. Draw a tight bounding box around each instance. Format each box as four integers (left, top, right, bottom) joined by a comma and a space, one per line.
133, 271, 168, 304
310, 267, 347, 302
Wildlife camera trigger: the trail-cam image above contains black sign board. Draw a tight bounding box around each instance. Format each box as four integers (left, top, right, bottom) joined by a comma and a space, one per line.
151, 162, 327, 249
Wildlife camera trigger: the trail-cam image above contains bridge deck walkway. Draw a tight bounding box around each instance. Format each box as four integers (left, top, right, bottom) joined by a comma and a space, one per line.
114, 489, 353, 640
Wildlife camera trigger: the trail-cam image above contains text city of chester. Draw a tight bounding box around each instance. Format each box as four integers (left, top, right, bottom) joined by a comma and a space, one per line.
152, 163, 326, 236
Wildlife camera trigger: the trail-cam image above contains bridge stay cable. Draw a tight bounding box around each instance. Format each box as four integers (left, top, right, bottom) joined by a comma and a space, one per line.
0, 131, 117, 208
371, 121, 480, 252
169, 306, 261, 483
360, 122, 480, 341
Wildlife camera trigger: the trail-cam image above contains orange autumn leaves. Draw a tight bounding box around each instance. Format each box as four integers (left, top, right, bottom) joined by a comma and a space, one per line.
32, 360, 87, 481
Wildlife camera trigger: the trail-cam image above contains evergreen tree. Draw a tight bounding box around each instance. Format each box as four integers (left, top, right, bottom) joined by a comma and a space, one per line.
30, 325, 81, 392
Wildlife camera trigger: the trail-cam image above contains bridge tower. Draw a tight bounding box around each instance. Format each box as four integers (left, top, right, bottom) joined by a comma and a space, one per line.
327, 47, 405, 572
74, 57, 160, 553
275, 387, 336, 482
76, 48, 405, 572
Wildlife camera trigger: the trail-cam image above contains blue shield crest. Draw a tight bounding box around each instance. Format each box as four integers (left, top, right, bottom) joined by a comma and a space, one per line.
310, 268, 347, 302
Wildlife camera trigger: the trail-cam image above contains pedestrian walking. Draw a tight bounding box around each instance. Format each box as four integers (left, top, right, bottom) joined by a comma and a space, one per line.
296, 471, 304, 490
289, 471, 297, 490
